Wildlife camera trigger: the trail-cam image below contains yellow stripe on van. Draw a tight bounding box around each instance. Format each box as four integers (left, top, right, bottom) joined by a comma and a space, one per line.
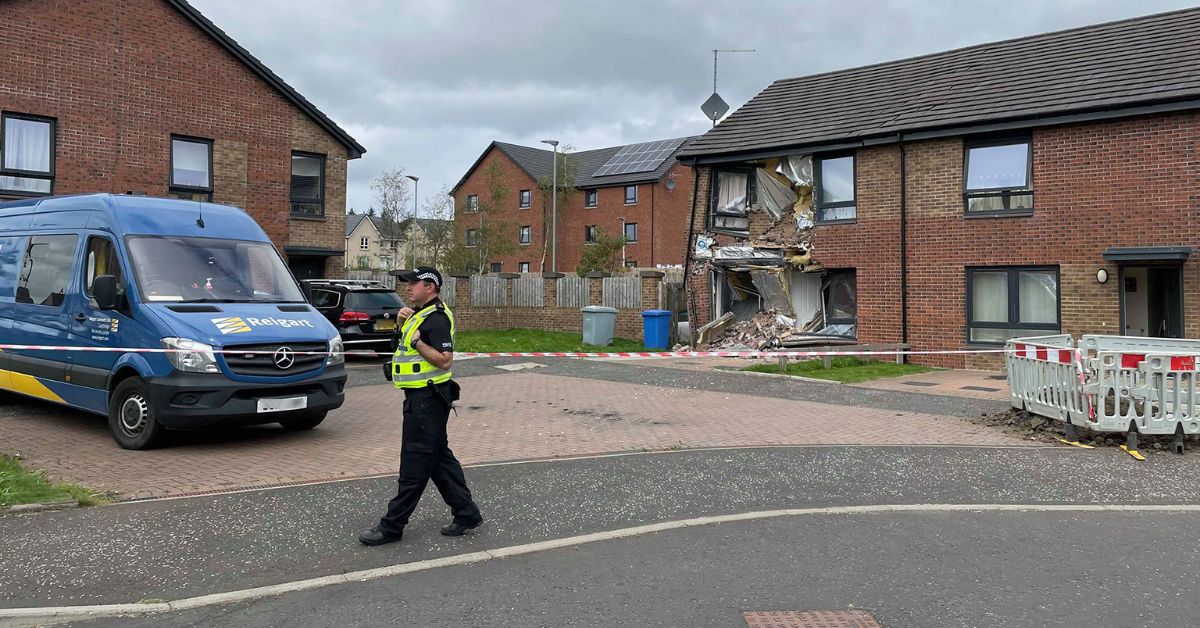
0, 370, 66, 404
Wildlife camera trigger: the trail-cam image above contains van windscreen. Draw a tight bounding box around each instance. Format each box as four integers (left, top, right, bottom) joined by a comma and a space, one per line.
127, 236, 306, 303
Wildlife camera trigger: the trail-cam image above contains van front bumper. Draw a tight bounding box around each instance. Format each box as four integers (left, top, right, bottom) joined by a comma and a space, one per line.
145, 366, 347, 429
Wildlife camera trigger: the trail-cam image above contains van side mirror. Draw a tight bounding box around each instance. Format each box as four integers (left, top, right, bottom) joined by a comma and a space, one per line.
93, 275, 119, 310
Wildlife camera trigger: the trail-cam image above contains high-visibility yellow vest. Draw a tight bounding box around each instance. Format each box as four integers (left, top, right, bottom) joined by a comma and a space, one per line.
392, 301, 454, 389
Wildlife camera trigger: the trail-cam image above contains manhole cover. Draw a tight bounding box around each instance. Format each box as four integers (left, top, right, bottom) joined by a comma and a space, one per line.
961, 385, 1001, 392
902, 381, 938, 387
743, 610, 882, 628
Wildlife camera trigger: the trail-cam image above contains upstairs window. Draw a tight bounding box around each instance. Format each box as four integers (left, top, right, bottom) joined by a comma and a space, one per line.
623, 222, 638, 242
815, 154, 855, 223
465, 195, 479, 213
519, 189, 531, 208
585, 225, 598, 244
585, 189, 597, 208
291, 152, 325, 217
169, 136, 212, 201
519, 225, 531, 244
465, 229, 478, 247
709, 169, 752, 233
360, 236, 370, 250
0, 113, 55, 196
964, 137, 1033, 215
624, 185, 637, 205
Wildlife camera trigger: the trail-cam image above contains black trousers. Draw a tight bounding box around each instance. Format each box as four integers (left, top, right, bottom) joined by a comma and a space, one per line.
379, 386, 480, 535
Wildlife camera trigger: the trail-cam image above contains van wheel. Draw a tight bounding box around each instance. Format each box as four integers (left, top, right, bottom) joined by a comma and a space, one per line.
280, 411, 327, 431
108, 377, 165, 450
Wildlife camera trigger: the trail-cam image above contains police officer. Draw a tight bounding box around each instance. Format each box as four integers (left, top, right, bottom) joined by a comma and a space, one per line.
358, 266, 483, 546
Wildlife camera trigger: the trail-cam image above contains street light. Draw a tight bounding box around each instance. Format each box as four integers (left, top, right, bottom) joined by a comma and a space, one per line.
405, 175, 419, 270
540, 139, 559, 272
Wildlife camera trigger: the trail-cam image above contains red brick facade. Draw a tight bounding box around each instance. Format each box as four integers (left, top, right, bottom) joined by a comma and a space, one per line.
686, 111, 1200, 369
0, 0, 356, 278
453, 146, 694, 273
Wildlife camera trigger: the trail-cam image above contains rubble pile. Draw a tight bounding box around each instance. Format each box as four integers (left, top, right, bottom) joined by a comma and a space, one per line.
707, 309, 826, 350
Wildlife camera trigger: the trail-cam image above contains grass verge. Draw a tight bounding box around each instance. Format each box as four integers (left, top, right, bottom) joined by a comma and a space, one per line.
744, 356, 935, 384
457, 328, 644, 353
0, 454, 106, 508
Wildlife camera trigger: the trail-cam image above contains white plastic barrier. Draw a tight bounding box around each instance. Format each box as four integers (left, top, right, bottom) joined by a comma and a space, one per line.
1009, 334, 1200, 450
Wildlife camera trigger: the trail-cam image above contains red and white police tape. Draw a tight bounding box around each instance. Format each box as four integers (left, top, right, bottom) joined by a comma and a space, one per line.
0, 342, 1017, 359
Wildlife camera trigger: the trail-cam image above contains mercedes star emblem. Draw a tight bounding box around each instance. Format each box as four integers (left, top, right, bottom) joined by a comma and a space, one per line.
273, 347, 295, 370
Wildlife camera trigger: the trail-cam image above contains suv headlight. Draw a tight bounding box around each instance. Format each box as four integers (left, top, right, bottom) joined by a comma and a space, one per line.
327, 335, 345, 366
162, 337, 220, 373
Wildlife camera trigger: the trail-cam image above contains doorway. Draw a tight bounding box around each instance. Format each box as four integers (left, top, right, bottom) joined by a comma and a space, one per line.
288, 256, 326, 281
1121, 266, 1183, 338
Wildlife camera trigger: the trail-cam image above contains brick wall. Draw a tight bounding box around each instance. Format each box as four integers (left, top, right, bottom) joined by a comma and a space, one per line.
0, 0, 351, 276
686, 111, 1200, 369
453, 147, 695, 273
446, 272, 667, 343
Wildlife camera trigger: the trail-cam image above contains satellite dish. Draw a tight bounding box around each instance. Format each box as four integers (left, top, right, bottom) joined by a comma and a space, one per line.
701, 92, 730, 122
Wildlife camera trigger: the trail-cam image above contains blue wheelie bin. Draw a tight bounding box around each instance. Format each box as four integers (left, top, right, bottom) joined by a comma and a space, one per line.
641, 309, 672, 350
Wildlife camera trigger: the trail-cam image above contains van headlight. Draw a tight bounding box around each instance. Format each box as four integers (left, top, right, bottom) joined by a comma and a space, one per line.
327, 335, 345, 366
162, 338, 220, 373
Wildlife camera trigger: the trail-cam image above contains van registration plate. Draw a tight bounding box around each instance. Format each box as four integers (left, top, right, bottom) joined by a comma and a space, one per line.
257, 396, 308, 414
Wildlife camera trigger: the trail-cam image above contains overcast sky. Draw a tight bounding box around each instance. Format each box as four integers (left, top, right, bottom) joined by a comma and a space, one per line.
189, 0, 1196, 216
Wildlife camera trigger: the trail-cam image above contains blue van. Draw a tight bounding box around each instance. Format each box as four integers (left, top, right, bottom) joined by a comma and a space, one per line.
0, 194, 346, 449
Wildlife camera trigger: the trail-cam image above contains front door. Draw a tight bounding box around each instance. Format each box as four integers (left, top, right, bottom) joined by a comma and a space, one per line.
1122, 266, 1183, 338
288, 256, 325, 281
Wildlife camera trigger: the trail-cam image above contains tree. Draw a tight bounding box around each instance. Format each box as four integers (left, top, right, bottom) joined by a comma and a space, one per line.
370, 169, 413, 270
417, 186, 457, 268
537, 146, 579, 272
575, 229, 626, 276
446, 159, 516, 273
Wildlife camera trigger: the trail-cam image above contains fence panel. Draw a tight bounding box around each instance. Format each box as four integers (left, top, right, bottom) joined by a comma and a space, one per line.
602, 276, 641, 309
441, 276, 456, 307
470, 276, 506, 307
346, 270, 395, 289
557, 276, 588, 309
513, 274, 544, 307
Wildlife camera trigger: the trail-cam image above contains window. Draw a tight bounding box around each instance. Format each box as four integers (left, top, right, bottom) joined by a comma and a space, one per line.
465, 195, 479, 213
519, 189, 531, 208
1, 113, 55, 195
815, 154, 856, 223
359, 236, 370, 250
585, 189, 597, 208
519, 262, 530, 273
709, 168, 752, 232
624, 185, 637, 205
83, 236, 124, 301
169, 136, 212, 200
623, 222, 637, 242
519, 225, 531, 245
490, 262, 502, 273
465, 229, 478, 247
624, 260, 638, 268
291, 152, 325, 217
967, 266, 1060, 344
822, 270, 857, 337
17, 235, 77, 307
585, 225, 598, 244
311, 289, 340, 309
964, 137, 1033, 215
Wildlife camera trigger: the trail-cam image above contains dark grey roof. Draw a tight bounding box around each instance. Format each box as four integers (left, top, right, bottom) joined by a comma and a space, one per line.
413, 217, 453, 231
679, 8, 1200, 161
345, 212, 370, 236
166, 0, 366, 158
455, 137, 695, 192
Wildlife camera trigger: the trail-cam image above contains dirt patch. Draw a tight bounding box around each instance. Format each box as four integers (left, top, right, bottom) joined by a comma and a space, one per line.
972, 409, 1200, 456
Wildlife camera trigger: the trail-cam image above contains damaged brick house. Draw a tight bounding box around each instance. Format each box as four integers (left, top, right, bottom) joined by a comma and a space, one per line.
676, 8, 1200, 368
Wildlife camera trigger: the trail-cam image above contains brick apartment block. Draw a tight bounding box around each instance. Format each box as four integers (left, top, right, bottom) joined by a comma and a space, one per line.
676, 8, 1200, 369
0, 0, 365, 279
451, 138, 696, 274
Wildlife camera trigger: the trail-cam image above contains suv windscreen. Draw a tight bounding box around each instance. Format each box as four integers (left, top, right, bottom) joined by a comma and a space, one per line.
346, 291, 405, 310
128, 236, 306, 303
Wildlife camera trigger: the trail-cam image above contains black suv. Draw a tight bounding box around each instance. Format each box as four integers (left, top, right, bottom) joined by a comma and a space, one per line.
302, 279, 405, 356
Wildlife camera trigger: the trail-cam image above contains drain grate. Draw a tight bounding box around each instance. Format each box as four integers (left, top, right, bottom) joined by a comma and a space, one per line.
961, 385, 1001, 392
902, 381, 938, 387
743, 610, 882, 627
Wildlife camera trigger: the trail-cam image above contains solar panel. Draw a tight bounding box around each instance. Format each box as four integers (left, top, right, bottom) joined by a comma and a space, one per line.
593, 137, 686, 177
